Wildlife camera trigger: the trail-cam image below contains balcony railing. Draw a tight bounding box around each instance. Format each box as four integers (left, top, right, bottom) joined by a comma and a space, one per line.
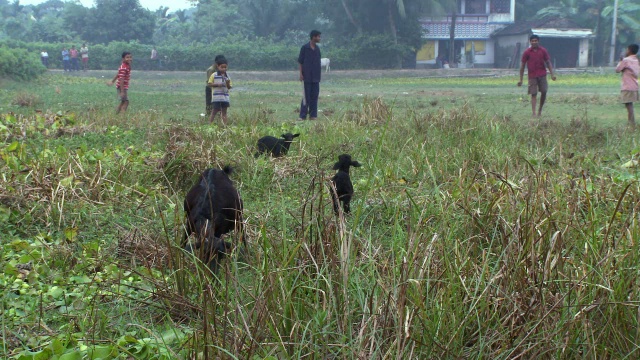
422, 14, 489, 23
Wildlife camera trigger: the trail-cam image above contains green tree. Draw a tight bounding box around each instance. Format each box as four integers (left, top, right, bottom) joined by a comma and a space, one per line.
88, 0, 156, 43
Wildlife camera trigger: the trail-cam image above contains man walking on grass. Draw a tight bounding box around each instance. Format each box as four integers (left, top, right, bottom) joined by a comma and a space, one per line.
517, 35, 556, 117
298, 30, 322, 120
616, 44, 639, 128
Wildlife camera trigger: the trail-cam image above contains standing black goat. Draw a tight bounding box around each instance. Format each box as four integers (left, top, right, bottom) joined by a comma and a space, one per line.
255, 133, 300, 157
330, 154, 362, 214
183, 166, 244, 272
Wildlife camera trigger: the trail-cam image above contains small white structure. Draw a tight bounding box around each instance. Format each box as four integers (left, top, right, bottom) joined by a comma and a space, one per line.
492, 18, 593, 68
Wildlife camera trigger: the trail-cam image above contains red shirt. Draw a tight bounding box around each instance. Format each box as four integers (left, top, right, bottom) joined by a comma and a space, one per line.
521, 46, 550, 79
116, 62, 131, 90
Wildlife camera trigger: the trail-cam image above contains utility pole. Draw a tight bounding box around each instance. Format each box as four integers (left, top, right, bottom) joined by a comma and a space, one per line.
609, 0, 619, 66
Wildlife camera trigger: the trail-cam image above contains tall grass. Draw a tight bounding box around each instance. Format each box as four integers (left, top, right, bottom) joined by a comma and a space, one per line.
2, 79, 640, 358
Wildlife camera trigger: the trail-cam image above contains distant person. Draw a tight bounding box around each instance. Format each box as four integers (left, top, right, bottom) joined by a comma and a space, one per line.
616, 44, 639, 128
108, 52, 133, 114
298, 30, 322, 120
207, 56, 232, 125
517, 35, 556, 118
70, 46, 79, 71
205, 55, 224, 116
80, 43, 89, 71
40, 50, 49, 67
61, 48, 70, 72
150, 47, 158, 69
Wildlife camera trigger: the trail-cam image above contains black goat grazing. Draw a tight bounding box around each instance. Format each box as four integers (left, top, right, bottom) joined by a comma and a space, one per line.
183, 166, 244, 272
330, 154, 362, 214
184, 236, 232, 273
255, 133, 300, 157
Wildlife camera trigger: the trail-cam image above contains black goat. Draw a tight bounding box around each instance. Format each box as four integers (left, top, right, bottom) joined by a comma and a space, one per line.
183, 166, 244, 272
330, 154, 362, 215
184, 236, 232, 274
255, 133, 300, 157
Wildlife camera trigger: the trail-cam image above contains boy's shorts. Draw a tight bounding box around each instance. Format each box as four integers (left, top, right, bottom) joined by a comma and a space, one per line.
82, 57, 88, 63
528, 76, 548, 96
621, 90, 639, 104
212, 101, 229, 110
117, 87, 128, 102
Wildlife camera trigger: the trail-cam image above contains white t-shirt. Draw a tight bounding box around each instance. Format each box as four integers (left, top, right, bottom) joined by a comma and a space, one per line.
41, 51, 48, 58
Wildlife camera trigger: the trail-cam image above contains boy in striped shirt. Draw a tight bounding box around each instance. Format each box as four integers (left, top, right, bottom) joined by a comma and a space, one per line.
207, 56, 232, 125
108, 52, 132, 114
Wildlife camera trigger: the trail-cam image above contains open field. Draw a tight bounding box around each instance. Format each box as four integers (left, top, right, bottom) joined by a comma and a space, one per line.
2, 69, 640, 359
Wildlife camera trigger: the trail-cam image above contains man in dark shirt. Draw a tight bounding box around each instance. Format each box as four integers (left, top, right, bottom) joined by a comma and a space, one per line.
298, 30, 322, 120
517, 35, 556, 117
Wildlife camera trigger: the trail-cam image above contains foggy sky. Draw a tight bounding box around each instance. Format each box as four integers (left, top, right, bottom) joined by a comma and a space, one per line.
18, 0, 193, 12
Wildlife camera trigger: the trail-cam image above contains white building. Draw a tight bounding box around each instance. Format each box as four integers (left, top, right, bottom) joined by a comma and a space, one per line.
417, 0, 516, 68
417, 1, 593, 68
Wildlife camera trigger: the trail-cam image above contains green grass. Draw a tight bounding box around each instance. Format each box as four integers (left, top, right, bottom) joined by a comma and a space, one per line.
2, 69, 640, 359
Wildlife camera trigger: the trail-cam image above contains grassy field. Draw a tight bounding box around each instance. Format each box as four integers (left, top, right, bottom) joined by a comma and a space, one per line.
2, 69, 640, 359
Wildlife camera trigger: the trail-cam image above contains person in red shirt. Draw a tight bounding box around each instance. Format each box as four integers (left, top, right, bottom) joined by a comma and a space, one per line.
108, 52, 132, 114
517, 35, 557, 117
616, 44, 639, 127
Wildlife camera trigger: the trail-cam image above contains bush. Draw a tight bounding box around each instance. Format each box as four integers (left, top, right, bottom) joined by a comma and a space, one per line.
0, 46, 47, 80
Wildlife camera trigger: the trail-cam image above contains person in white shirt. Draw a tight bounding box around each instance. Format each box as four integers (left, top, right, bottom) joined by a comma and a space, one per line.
40, 50, 49, 67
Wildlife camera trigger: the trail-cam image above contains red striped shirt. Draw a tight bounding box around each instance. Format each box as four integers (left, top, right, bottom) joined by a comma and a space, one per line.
116, 62, 131, 89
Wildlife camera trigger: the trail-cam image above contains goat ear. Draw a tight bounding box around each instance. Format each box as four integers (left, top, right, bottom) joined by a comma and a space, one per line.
293, 133, 300, 138
352, 161, 362, 167
333, 162, 341, 170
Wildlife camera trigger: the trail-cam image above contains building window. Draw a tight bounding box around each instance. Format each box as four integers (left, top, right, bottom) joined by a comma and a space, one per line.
416, 41, 436, 61
465, 0, 486, 14
465, 41, 486, 55
491, 0, 510, 14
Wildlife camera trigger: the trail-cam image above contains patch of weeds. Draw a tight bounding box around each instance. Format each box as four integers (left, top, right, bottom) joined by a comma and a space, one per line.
11, 93, 41, 108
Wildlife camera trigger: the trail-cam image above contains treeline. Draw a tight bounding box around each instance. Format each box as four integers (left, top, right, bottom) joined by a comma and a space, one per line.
0, 0, 432, 70
2, 35, 411, 72
1, 0, 639, 73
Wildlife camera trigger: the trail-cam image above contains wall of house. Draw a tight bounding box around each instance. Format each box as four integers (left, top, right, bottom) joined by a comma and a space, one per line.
416, 40, 496, 68
488, 0, 515, 22
471, 40, 496, 66
416, 41, 439, 66
495, 34, 529, 68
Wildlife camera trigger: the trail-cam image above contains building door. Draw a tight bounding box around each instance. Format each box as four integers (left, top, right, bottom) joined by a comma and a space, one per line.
438, 40, 465, 65
542, 38, 579, 68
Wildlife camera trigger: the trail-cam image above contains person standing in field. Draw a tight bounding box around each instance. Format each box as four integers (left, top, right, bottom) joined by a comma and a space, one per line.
616, 44, 640, 128
517, 35, 556, 118
70, 46, 79, 71
80, 43, 89, 71
298, 30, 322, 120
150, 47, 159, 69
62, 48, 70, 72
108, 52, 133, 114
41, 50, 49, 67
208, 56, 232, 125
205, 55, 224, 116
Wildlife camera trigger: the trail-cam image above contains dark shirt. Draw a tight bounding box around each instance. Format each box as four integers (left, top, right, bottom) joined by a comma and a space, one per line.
298, 42, 321, 83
